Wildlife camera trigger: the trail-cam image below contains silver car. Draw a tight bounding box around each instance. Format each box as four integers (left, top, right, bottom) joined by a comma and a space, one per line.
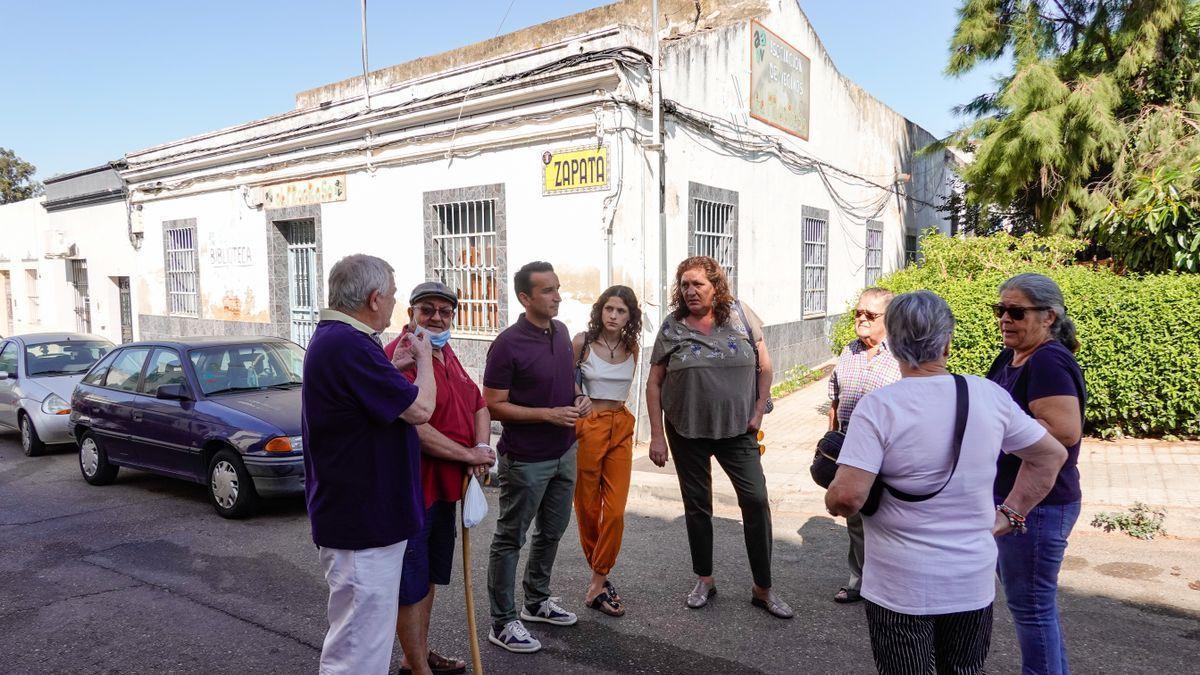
0, 333, 115, 456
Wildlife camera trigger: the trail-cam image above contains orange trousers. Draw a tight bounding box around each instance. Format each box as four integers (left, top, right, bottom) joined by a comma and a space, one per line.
574, 407, 635, 576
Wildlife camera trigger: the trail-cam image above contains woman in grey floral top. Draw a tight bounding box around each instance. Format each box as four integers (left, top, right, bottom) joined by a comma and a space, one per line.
646, 256, 792, 619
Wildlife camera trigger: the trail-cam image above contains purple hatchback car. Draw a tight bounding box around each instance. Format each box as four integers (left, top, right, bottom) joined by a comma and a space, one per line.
69, 336, 306, 518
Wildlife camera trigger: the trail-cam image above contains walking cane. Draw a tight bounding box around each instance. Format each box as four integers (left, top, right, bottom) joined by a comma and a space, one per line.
461, 474, 484, 674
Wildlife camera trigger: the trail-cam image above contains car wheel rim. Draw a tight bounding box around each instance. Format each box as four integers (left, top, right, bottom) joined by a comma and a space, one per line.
211, 461, 239, 509
21, 419, 31, 451
81, 439, 99, 477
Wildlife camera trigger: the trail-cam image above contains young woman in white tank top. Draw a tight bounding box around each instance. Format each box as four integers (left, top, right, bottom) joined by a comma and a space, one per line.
572, 285, 641, 617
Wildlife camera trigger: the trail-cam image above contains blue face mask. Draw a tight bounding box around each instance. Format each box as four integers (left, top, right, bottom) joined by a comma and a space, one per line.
414, 324, 451, 349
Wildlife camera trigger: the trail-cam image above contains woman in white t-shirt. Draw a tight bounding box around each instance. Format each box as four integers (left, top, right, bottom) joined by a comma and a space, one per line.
825, 290, 1067, 675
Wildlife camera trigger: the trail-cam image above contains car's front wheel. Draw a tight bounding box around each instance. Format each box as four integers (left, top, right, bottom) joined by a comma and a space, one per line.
79, 432, 119, 485
21, 414, 47, 457
208, 449, 259, 519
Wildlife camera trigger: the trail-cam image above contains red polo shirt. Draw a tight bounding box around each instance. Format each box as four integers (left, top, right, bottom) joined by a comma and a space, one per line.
385, 329, 487, 506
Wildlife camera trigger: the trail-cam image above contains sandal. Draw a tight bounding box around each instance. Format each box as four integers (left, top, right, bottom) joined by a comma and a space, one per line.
604, 579, 622, 603
586, 590, 625, 617
834, 587, 862, 604
398, 650, 466, 675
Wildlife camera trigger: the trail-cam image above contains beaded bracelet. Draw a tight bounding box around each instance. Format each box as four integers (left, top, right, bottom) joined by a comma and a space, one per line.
997, 504, 1027, 535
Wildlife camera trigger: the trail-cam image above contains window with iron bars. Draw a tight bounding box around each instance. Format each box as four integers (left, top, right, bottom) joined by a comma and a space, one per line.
687, 182, 739, 293
25, 269, 39, 326
905, 233, 920, 265
865, 221, 883, 286
164, 220, 199, 317
67, 259, 91, 333
803, 208, 829, 316
430, 199, 500, 334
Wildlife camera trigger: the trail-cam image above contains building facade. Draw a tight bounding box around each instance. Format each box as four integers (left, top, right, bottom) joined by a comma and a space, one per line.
113, 0, 955, 431
0, 164, 137, 344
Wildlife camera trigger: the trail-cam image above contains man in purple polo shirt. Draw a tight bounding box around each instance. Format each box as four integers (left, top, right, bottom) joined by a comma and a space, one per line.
302, 254, 436, 675
483, 261, 590, 654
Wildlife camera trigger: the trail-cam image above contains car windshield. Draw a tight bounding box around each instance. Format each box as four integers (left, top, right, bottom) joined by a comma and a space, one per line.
25, 340, 114, 377
189, 342, 305, 396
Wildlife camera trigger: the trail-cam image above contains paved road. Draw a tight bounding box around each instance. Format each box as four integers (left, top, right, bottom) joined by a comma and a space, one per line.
2, 433, 1197, 674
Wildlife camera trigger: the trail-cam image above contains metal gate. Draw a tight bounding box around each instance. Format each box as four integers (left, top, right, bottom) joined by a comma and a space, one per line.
117, 277, 133, 343
286, 220, 319, 346
68, 260, 92, 334
0, 271, 12, 335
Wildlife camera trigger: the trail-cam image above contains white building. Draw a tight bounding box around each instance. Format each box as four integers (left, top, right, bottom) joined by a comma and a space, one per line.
117, 0, 956, 426
0, 164, 137, 343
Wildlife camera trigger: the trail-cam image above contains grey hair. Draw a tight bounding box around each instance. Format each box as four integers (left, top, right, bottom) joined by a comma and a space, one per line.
327, 254, 394, 313
859, 287, 895, 307
884, 290, 956, 368
999, 273, 1080, 353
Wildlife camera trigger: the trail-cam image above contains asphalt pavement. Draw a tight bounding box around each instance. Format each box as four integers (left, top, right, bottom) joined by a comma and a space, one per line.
2, 432, 1197, 674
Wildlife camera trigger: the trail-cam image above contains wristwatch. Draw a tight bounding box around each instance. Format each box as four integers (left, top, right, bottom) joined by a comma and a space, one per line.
996, 504, 1027, 535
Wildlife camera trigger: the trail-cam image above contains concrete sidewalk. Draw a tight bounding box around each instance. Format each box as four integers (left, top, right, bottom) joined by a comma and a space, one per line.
629, 375, 1200, 537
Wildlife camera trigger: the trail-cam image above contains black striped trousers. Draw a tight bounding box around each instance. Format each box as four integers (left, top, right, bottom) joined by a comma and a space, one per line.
865, 600, 993, 675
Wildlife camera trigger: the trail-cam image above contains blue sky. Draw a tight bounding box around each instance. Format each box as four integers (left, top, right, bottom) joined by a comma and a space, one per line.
4, 1, 1006, 181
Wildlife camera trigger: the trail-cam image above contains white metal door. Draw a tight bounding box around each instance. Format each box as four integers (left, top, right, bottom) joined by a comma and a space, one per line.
287, 221, 319, 346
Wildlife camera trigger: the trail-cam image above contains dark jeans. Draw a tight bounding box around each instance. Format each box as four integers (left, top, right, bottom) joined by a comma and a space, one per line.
666, 423, 773, 588
996, 500, 1081, 675
865, 600, 993, 675
487, 446, 576, 629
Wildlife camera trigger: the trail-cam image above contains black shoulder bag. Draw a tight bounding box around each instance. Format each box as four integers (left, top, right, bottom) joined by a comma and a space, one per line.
859, 374, 969, 516
734, 301, 773, 415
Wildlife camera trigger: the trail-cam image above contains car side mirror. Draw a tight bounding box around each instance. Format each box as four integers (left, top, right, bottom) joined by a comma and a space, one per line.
156, 384, 193, 401
0, 370, 9, 381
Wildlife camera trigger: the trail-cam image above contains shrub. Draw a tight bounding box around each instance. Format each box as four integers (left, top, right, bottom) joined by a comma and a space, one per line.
1090, 502, 1167, 540
832, 232, 1200, 438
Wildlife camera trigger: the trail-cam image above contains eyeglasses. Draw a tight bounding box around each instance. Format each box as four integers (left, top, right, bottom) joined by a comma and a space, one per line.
991, 304, 1050, 320
854, 309, 884, 321
416, 305, 455, 319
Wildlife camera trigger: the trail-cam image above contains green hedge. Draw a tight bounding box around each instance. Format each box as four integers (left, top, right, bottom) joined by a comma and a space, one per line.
832, 233, 1200, 438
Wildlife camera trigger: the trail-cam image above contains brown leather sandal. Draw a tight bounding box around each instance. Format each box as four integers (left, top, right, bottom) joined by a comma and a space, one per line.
398, 650, 466, 675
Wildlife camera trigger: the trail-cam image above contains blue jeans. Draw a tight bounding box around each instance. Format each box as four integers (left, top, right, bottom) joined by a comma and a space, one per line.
996, 501, 1081, 675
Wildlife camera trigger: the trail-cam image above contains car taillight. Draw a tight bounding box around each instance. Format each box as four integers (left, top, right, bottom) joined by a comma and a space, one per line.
265, 437, 294, 453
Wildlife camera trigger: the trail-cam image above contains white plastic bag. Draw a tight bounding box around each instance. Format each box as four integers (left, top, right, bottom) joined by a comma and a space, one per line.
462, 475, 488, 528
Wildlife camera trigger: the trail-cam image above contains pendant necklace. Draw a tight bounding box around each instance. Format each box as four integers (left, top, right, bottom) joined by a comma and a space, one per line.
598, 334, 620, 359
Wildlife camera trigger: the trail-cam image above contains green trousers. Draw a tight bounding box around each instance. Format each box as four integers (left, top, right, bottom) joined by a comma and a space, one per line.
487, 444, 577, 628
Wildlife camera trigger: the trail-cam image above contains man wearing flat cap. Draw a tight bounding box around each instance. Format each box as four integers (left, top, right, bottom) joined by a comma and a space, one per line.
385, 281, 496, 675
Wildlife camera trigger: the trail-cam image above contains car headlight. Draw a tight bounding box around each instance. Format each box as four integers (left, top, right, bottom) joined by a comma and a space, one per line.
42, 394, 71, 415
265, 435, 304, 453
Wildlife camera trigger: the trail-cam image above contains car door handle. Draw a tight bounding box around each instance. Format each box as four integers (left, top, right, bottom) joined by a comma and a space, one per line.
132, 412, 144, 422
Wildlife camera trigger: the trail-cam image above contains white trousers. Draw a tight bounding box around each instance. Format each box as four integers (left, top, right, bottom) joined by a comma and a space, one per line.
317, 539, 408, 675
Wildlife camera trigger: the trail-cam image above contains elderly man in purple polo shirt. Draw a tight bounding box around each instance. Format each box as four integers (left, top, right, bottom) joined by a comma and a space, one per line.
483, 261, 590, 654
302, 254, 436, 675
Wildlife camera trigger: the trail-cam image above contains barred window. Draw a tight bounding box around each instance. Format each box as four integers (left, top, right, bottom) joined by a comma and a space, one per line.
803, 209, 829, 316
163, 220, 199, 317
687, 182, 739, 292
25, 269, 39, 326
905, 233, 920, 265
865, 221, 883, 286
430, 199, 500, 334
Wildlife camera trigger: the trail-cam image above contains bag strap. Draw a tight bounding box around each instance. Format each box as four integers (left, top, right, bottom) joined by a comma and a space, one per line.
733, 301, 761, 402
574, 334, 590, 397
885, 374, 969, 504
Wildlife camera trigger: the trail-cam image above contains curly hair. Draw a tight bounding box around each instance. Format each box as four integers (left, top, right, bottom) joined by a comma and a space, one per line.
670, 256, 735, 326
585, 285, 642, 355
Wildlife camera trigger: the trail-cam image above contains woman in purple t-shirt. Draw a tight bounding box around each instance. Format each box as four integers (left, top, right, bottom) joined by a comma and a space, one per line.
986, 273, 1086, 675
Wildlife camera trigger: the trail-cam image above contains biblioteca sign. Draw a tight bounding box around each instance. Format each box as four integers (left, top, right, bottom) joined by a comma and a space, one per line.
750, 21, 812, 140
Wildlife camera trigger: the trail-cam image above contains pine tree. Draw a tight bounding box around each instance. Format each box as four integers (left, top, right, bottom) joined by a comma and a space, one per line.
946, 0, 1200, 271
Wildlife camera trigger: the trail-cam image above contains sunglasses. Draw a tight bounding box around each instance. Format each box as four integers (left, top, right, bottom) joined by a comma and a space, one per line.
416, 305, 456, 319
991, 304, 1050, 320
854, 309, 884, 321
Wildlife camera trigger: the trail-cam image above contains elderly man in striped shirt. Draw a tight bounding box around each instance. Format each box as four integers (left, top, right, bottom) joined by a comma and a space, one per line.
827, 287, 900, 604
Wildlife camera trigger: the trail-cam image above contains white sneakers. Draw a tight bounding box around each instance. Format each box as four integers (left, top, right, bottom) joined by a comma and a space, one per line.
520, 597, 579, 626
489, 598, 579, 655
489, 620, 542, 654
